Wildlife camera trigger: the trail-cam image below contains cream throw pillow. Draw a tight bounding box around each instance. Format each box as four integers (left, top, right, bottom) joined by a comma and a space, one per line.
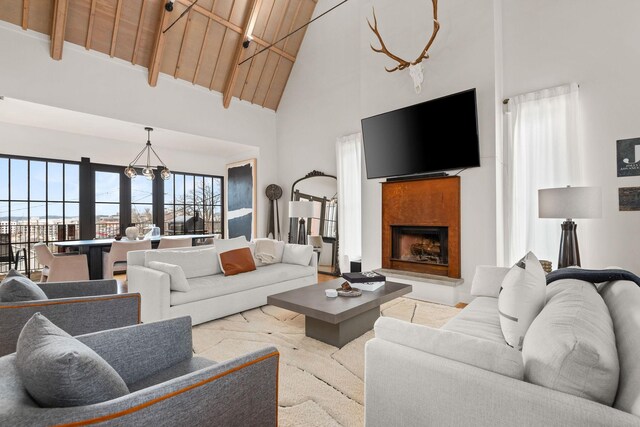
148, 261, 190, 292
498, 251, 546, 350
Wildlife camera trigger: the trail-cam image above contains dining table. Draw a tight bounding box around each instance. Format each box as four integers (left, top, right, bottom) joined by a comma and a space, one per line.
54, 234, 218, 280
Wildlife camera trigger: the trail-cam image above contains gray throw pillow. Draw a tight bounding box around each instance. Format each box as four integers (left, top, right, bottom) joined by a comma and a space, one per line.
0, 270, 48, 302
16, 313, 129, 407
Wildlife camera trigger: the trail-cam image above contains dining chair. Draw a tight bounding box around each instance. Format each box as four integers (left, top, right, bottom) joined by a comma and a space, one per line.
308, 235, 324, 255
0, 234, 28, 276
103, 240, 151, 279
33, 243, 89, 283
156, 236, 193, 250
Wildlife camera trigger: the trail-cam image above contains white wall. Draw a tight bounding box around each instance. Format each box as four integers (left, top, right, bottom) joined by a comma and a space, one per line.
278, 0, 502, 299
0, 22, 275, 237
502, 0, 640, 272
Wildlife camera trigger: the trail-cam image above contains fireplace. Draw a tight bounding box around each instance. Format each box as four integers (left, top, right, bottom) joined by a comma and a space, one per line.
391, 226, 448, 266
382, 176, 460, 278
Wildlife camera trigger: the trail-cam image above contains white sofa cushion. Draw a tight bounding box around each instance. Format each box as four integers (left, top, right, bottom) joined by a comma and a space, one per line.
170, 263, 316, 306
375, 317, 524, 380
148, 261, 190, 292
441, 297, 505, 344
144, 247, 220, 279
523, 279, 619, 406
498, 251, 546, 350
600, 279, 640, 415
471, 265, 510, 298
282, 244, 313, 266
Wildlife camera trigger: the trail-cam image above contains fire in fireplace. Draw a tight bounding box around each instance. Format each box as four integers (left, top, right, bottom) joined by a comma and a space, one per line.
391, 226, 449, 266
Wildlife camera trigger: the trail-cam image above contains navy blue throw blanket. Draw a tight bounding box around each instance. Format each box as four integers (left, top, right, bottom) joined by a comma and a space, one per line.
546, 268, 640, 287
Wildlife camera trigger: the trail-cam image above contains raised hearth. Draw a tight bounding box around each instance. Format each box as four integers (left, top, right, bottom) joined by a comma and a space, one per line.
382, 176, 461, 278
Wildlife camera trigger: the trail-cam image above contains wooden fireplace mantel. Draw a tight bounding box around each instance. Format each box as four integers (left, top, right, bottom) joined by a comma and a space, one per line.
381, 176, 461, 278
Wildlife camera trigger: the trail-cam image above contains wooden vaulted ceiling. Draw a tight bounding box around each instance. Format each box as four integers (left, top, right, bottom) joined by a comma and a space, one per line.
1, 0, 317, 110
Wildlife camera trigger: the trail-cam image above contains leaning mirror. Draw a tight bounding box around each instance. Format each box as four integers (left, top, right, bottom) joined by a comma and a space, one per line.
289, 171, 339, 276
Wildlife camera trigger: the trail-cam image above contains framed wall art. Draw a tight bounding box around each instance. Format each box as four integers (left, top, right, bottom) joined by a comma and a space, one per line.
619, 187, 640, 211
225, 158, 257, 240
617, 137, 640, 177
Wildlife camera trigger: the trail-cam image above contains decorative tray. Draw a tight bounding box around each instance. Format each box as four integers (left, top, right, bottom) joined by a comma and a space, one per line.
336, 287, 362, 297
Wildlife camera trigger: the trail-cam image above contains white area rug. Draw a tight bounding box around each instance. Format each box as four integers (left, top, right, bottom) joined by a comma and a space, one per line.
192, 297, 461, 427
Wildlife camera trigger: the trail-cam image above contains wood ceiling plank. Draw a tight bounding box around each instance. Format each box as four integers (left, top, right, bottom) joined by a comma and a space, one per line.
250, 0, 288, 104
50, 0, 69, 60
251, 46, 280, 105
132, 0, 147, 64
148, 2, 172, 86
174, 10, 193, 78
90, 0, 117, 55
209, 0, 238, 91
262, 0, 302, 109
86, 0, 97, 49
193, 1, 216, 83
65, 0, 90, 47
175, 10, 209, 81
109, 0, 122, 57
175, 0, 294, 63
266, 58, 293, 110
158, 2, 188, 76
284, 0, 315, 57
28, 0, 54, 35
223, 0, 263, 108
22, 0, 30, 30
0, 2, 22, 28
112, 0, 142, 62
239, 0, 275, 101
210, 30, 240, 92
133, 0, 162, 67
195, 22, 225, 87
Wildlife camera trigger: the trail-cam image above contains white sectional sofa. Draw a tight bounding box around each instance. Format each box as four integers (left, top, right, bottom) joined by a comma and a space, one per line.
127, 242, 317, 325
365, 266, 640, 427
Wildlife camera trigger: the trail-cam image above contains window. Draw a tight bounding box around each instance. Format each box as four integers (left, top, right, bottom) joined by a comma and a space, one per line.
503, 83, 582, 266
0, 155, 80, 274
164, 173, 223, 236
130, 175, 154, 234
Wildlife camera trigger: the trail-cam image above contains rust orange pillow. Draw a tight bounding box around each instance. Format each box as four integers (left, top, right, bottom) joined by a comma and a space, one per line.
218, 247, 256, 276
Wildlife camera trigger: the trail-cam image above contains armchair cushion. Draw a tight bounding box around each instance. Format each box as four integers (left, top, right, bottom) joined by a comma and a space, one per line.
0, 270, 48, 302
16, 313, 129, 407
148, 261, 190, 292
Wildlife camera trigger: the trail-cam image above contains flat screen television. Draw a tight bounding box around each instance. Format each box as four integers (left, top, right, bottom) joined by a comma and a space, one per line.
360, 88, 480, 179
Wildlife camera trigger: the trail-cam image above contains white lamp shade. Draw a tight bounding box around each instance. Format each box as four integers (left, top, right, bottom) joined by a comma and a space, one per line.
289, 201, 315, 218
538, 186, 602, 219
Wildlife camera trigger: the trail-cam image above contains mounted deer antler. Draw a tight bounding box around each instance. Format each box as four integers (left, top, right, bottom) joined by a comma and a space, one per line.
367, 0, 440, 93
367, 0, 440, 72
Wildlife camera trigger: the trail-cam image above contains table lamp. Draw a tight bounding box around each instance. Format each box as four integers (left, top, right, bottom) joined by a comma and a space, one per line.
289, 201, 315, 245
538, 186, 602, 269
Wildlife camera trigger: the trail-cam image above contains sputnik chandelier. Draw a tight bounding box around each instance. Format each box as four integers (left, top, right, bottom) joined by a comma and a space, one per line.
124, 127, 171, 181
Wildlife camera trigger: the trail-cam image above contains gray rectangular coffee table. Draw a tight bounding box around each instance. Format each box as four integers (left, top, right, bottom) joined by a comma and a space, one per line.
267, 278, 412, 347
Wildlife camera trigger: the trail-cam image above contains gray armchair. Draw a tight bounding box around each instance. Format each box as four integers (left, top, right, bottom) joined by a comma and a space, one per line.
0, 317, 279, 426
0, 279, 140, 357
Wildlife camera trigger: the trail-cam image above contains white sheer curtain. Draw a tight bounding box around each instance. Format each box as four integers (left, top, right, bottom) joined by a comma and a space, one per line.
504, 83, 582, 266
336, 132, 362, 273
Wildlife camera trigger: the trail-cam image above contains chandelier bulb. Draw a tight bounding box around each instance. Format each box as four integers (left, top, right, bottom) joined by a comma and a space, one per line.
161, 168, 172, 180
